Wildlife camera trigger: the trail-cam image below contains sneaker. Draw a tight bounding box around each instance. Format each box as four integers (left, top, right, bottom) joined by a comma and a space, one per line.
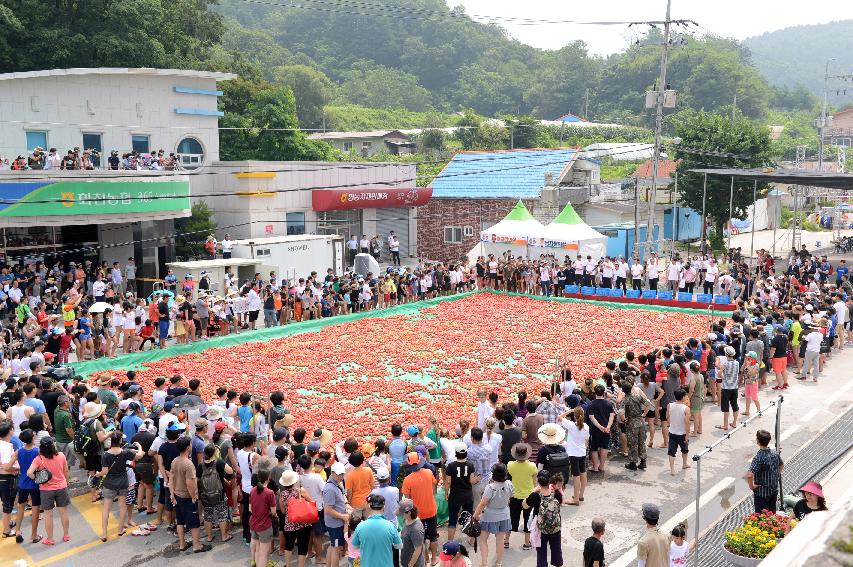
625, 462, 637, 471
521, 543, 532, 551
638, 459, 647, 470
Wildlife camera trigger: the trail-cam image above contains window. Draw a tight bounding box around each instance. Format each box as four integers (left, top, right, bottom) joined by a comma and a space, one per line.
443, 226, 463, 243
25, 131, 47, 152
82, 133, 102, 153
176, 137, 205, 170
342, 142, 353, 152
131, 135, 150, 154
463, 226, 475, 237
287, 212, 306, 235
360, 141, 372, 157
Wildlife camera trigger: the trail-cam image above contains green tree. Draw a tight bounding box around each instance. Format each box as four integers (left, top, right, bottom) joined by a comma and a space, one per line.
219, 78, 334, 161
271, 64, 336, 128
671, 109, 773, 238
419, 129, 447, 152
339, 61, 433, 112
175, 201, 218, 260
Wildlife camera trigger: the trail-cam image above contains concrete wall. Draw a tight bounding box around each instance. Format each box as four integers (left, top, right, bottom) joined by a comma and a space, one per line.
0, 71, 223, 163
98, 223, 134, 267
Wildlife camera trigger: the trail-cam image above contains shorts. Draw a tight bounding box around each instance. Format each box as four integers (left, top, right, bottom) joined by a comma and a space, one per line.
284, 525, 312, 555
480, 518, 511, 534
85, 453, 102, 473
645, 409, 656, 419
203, 501, 229, 524
422, 515, 439, 541
158, 320, 170, 340
126, 484, 137, 505
18, 486, 41, 507
447, 499, 473, 528
252, 526, 274, 543
158, 484, 174, 511
326, 525, 345, 547
101, 487, 128, 501
720, 388, 740, 413
175, 495, 201, 529
40, 488, 71, 511
744, 383, 759, 401
569, 456, 587, 477
312, 511, 326, 535
658, 404, 669, 423
248, 310, 259, 323
135, 461, 155, 485
771, 358, 787, 373
589, 430, 609, 451
0, 475, 15, 514
667, 433, 689, 457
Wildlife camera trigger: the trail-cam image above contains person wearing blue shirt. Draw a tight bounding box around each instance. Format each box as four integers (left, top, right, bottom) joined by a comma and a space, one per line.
388, 424, 408, 483
14, 429, 40, 543
352, 494, 402, 567
121, 402, 144, 441
836, 260, 849, 286
237, 393, 253, 433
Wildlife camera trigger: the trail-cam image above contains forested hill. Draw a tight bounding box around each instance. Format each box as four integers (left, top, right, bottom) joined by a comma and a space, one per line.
745, 20, 853, 104
215, 0, 816, 126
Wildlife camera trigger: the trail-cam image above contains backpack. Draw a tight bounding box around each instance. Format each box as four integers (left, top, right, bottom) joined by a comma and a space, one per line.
74, 418, 99, 456
199, 461, 224, 507
544, 446, 571, 478
538, 492, 562, 535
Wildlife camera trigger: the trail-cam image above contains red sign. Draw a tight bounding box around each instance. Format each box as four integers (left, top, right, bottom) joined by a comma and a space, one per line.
265, 224, 274, 235
312, 187, 431, 211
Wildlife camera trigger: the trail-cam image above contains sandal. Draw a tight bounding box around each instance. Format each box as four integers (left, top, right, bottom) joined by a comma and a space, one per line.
63, 535, 71, 542
117, 530, 126, 537
194, 544, 212, 553
41, 538, 54, 546
504, 540, 510, 549
131, 528, 150, 536
179, 544, 192, 552
221, 535, 234, 542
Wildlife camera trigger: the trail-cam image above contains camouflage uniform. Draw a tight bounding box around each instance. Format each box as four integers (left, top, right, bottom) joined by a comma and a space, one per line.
621, 393, 649, 465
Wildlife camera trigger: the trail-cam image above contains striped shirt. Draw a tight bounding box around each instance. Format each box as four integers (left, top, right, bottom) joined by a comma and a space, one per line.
749, 448, 783, 499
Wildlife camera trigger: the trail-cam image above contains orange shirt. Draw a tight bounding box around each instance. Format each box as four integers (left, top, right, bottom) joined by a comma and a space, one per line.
345, 466, 375, 508
402, 468, 437, 519
148, 301, 159, 323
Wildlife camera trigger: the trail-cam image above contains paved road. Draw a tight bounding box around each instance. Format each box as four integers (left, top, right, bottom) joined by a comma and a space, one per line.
8, 347, 853, 567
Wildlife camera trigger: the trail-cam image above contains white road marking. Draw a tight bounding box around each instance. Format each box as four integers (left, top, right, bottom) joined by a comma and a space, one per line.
609, 476, 736, 567
841, 380, 853, 393
780, 425, 801, 441
826, 389, 844, 405
800, 408, 820, 422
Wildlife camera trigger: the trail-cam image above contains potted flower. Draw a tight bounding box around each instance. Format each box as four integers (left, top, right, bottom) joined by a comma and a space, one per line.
743, 510, 791, 539
723, 523, 778, 566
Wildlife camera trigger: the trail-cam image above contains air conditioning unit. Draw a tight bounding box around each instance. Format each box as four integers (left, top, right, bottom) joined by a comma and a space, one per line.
256, 248, 271, 257
463, 226, 474, 237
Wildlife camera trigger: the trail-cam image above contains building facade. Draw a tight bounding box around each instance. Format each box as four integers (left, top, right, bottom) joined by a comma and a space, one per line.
307, 130, 415, 157
0, 67, 235, 169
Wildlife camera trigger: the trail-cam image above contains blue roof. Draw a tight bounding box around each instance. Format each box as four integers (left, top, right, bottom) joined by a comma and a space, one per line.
431, 148, 578, 198
556, 113, 587, 123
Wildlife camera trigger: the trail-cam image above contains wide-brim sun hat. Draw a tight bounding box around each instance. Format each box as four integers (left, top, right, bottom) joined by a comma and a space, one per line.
275, 413, 295, 428
206, 406, 225, 421
279, 470, 299, 488
800, 481, 824, 499
537, 423, 566, 445
96, 374, 112, 386
511, 442, 531, 461
724, 346, 736, 357
318, 429, 334, 447
83, 401, 106, 419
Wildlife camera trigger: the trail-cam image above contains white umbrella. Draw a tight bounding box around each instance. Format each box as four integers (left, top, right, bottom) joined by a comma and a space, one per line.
88, 302, 113, 314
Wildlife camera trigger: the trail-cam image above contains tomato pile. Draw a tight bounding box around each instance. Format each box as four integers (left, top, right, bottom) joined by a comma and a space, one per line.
96, 294, 708, 442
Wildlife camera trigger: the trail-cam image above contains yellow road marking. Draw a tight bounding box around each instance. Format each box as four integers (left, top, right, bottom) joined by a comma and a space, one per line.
0, 533, 34, 565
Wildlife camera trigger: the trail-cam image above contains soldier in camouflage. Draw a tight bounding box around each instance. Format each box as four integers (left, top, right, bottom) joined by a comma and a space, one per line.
620, 380, 651, 471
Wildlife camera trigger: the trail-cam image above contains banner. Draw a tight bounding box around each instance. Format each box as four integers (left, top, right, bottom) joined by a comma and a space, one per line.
527, 237, 580, 250
0, 179, 190, 217
312, 186, 431, 211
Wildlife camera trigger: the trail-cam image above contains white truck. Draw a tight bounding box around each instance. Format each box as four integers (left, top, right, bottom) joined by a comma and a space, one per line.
229, 234, 345, 283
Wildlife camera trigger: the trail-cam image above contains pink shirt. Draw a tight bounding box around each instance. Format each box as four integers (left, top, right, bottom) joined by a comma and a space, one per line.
33, 452, 68, 491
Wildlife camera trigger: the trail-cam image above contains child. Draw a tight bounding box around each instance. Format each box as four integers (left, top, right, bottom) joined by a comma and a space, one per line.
669, 522, 694, 566
251, 401, 268, 450
742, 351, 761, 417
236, 393, 253, 433
58, 328, 74, 364
549, 472, 566, 504
345, 517, 361, 566
439, 540, 472, 567
137, 319, 156, 351
248, 468, 276, 567
12, 429, 41, 544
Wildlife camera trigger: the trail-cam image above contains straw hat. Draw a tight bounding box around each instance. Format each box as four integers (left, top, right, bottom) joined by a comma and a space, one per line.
175, 295, 186, 304
537, 423, 566, 445
275, 413, 295, 428
83, 401, 106, 419
511, 442, 531, 461
96, 374, 112, 386
206, 406, 225, 421
317, 429, 333, 447
279, 470, 299, 488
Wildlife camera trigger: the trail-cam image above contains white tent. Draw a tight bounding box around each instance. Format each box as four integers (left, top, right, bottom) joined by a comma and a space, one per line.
529, 202, 609, 259
478, 201, 545, 260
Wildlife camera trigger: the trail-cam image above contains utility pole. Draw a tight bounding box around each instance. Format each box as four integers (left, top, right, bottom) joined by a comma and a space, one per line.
818, 60, 831, 173
646, 0, 673, 252
583, 88, 590, 120
731, 93, 737, 124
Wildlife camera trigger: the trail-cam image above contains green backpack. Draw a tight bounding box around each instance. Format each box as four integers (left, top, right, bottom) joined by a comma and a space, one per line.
538, 492, 562, 535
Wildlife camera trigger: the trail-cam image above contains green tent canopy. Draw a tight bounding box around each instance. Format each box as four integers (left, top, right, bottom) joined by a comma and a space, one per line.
551, 202, 585, 225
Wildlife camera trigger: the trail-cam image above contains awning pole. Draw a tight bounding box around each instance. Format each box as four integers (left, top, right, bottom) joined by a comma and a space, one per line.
700, 173, 708, 253
750, 180, 757, 261
727, 176, 734, 251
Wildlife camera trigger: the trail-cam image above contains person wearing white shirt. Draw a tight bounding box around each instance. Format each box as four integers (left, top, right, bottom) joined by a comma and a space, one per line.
833, 295, 848, 348
719, 273, 734, 298
666, 259, 682, 292
7, 284, 22, 305
246, 287, 262, 330
646, 256, 660, 291
358, 235, 370, 253
703, 262, 719, 295
539, 264, 551, 296
572, 256, 585, 286
683, 265, 697, 293
388, 231, 401, 266
560, 408, 590, 504
44, 149, 62, 170
630, 259, 644, 291
800, 325, 824, 381
584, 255, 596, 287
221, 234, 233, 259
601, 259, 614, 288
615, 258, 628, 292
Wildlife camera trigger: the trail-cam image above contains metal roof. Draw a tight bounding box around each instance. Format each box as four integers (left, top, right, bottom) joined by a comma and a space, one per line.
582, 143, 658, 161
307, 130, 409, 141
0, 67, 236, 82
688, 168, 853, 190
430, 148, 578, 199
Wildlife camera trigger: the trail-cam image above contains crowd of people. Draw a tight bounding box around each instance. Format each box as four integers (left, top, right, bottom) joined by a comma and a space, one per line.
0, 239, 848, 566
0, 146, 184, 171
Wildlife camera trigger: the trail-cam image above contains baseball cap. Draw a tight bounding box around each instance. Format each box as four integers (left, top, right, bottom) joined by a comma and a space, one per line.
367, 493, 385, 510
406, 452, 420, 466
439, 541, 461, 560
805, 304, 814, 311
642, 503, 660, 523
398, 498, 415, 515
273, 427, 288, 441
307, 440, 321, 453
330, 462, 346, 476
214, 421, 228, 433
376, 467, 390, 481
454, 443, 467, 457
167, 421, 186, 431
406, 425, 419, 437
164, 401, 176, 412
118, 399, 132, 412
194, 418, 209, 431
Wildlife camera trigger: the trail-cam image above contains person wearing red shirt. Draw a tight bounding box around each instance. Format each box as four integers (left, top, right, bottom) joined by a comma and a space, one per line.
249, 468, 276, 567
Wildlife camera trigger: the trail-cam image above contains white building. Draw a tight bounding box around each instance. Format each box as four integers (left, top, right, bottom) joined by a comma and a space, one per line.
0, 67, 235, 169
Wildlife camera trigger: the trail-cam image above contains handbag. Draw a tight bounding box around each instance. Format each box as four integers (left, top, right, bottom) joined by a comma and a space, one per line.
287, 497, 319, 524
33, 466, 53, 485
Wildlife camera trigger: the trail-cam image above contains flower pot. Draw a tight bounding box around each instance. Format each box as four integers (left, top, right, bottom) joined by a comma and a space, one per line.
722, 546, 763, 567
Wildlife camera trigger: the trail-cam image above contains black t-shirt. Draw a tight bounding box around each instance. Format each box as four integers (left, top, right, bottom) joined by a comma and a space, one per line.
132, 431, 157, 462
40, 390, 63, 423
524, 490, 562, 517
0, 391, 13, 412
108, 155, 120, 170
770, 334, 788, 358
499, 427, 522, 461
167, 386, 188, 398
587, 399, 614, 431
157, 301, 169, 318
445, 461, 474, 504
158, 440, 181, 472
61, 156, 75, 169
793, 499, 820, 520
535, 443, 570, 478
583, 536, 605, 567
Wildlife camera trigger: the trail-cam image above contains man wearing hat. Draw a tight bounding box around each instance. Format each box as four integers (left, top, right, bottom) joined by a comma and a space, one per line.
95, 374, 119, 421
716, 345, 740, 431
351, 493, 402, 567
636, 503, 669, 567
53, 394, 76, 466
402, 452, 439, 565
443, 442, 477, 542
370, 466, 399, 522
322, 462, 351, 567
